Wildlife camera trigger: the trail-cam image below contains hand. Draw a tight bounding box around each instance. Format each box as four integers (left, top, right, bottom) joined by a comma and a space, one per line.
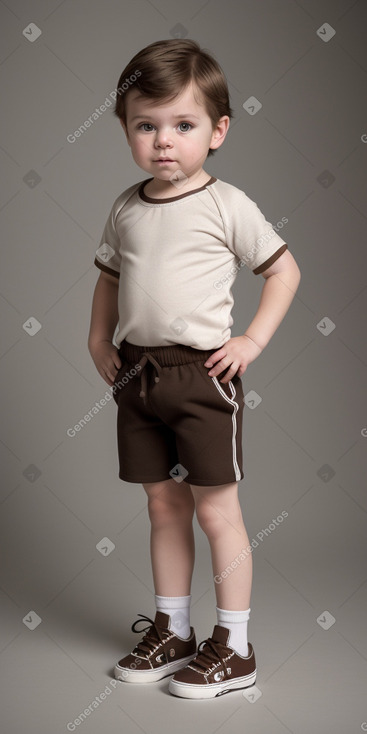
203, 335, 262, 384
89, 340, 122, 386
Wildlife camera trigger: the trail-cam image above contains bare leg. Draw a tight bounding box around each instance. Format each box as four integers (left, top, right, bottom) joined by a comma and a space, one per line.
142, 478, 195, 596
190, 482, 252, 610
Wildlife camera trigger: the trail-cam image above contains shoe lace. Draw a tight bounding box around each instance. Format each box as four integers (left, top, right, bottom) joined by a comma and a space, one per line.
191, 636, 231, 676
130, 613, 171, 661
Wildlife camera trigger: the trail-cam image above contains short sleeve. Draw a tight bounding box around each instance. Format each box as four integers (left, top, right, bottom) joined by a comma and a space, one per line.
226, 190, 288, 275
94, 201, 121, 279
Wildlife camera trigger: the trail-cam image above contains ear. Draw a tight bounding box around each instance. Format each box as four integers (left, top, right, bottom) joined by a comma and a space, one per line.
209, 116, 230, 151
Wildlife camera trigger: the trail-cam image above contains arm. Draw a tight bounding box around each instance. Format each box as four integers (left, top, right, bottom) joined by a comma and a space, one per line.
88, 270, 122, 385
204, 248, 301, 382
243, 248, 301, 352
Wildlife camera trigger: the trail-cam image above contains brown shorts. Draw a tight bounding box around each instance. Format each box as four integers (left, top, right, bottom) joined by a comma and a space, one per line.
112, 339, 245, 487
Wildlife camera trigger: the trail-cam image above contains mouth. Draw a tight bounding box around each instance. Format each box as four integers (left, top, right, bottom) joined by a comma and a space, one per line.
154, 159, 175, 163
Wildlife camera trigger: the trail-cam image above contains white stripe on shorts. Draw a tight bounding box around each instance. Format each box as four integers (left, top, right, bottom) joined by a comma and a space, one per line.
211, 376, 241, 481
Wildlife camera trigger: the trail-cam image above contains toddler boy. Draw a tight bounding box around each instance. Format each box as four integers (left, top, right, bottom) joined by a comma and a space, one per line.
88, 38, 301, 699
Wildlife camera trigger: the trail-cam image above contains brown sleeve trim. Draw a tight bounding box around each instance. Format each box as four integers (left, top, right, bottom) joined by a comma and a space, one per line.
94, 257, 120, 279
253, 244, 288, 274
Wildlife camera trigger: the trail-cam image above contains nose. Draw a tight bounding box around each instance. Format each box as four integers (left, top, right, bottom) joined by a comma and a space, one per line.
154, 127, 173, 149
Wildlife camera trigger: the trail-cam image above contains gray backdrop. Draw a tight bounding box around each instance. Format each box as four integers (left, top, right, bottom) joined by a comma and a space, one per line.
1, 1, 366, 733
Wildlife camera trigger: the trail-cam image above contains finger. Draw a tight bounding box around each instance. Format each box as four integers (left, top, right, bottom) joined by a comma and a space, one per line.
111, 355, 122, 380
219, 363, 240, 383
105, 372, 115, 386
220, 373, 235, 384
100, 366, 115, 386
204, 349, 226, 367
207, 357, 230, 376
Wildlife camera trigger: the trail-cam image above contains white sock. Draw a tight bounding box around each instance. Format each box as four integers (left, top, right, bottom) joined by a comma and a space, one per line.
155, 594, 191, 639
216, 606, 250, 657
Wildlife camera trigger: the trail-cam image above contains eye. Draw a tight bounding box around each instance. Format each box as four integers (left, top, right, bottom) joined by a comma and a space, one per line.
137, 122, 193, 132
178, 122, 193, 132
138, 123, 155, 131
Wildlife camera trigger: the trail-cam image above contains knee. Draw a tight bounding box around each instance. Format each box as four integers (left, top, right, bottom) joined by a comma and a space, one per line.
195, 501, 241, 540
195, 503, 222, 539
146, 483, 194, 528
148, 497, 194, 528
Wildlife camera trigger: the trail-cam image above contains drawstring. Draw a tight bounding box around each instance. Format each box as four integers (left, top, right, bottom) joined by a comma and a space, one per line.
137, 352, 162, 405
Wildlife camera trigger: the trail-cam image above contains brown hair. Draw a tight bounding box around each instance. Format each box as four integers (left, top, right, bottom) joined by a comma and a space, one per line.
113, 39, 234, 157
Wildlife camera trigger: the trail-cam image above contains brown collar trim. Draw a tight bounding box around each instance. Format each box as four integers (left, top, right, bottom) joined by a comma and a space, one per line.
138, 176, 217, 203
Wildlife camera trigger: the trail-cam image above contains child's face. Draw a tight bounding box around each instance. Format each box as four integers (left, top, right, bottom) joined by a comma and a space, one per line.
120, 81, 229, 180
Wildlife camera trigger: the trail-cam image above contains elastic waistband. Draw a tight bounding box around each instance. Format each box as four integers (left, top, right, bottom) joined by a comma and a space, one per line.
118, 339, 221, 367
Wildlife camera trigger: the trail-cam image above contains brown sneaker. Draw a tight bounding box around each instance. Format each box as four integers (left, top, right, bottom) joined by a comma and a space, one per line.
168, 624, 256, 699
114, 612, 197, 683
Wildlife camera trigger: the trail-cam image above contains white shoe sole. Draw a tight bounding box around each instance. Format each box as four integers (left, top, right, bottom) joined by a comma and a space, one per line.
114, 653, 197, 683
168, 670, 257, 699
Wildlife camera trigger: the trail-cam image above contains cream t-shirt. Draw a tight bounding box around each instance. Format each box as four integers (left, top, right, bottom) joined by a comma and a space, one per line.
94, 176, 288, 349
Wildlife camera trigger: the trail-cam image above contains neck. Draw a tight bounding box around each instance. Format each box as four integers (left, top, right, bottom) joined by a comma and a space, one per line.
147, 169, 210, 196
